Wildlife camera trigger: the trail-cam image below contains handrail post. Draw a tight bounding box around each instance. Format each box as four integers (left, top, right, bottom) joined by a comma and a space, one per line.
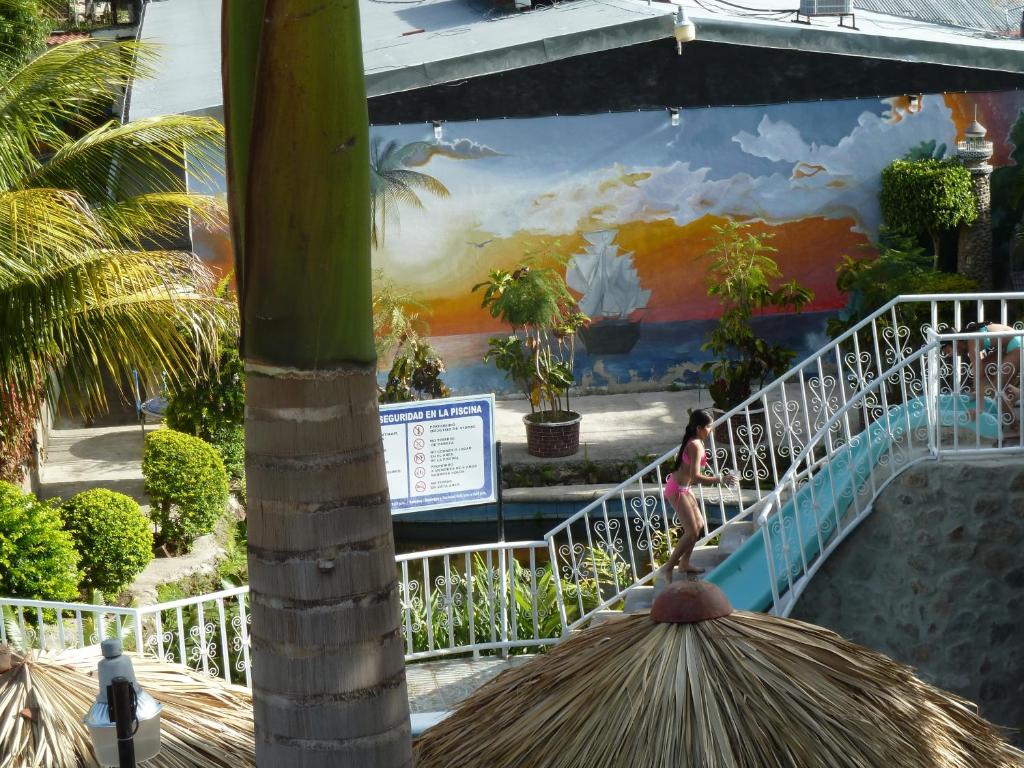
132, 607, 144, 657
547, 536, 569, 636
498, 546, 508, 658
925, 328, 939, 458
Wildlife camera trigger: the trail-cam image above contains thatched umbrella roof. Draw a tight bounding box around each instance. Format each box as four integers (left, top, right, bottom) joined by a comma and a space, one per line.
0, 648, 254, 768
415, 581, 1024, 768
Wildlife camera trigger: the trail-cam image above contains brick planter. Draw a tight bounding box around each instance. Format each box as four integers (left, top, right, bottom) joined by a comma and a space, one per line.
524, 411, 582, 458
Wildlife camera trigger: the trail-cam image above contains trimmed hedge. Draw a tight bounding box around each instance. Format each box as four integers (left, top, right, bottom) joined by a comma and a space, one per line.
60, 489, 153, 596
0, 482, 79, 601
143, 429, 228, 551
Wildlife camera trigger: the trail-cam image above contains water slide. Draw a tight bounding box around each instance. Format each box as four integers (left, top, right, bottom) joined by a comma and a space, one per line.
705, 395, 1006, 612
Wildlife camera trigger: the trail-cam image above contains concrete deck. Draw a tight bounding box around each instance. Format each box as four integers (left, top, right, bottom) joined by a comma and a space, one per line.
39, 390, 711, 506
406, 656, 531, 712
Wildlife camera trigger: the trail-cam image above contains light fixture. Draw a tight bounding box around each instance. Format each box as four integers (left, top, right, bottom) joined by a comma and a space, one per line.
669, 107, 680, 127
907, 94, 921, 113
432, 120, 443, 141
674, 5, 696, 54
84, 639, 162, 767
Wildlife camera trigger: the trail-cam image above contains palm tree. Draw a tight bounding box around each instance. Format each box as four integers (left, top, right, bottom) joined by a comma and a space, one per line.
0, 40, 228, 440
223, 1, 412, 766
370, 136, 449, 248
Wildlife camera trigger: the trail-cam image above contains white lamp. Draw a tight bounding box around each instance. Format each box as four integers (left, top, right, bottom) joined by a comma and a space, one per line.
674, 5, 695, 54
83, 639, 162, 767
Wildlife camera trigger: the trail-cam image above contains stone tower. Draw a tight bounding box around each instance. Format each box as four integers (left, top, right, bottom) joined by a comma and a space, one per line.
957, 112, 994, 290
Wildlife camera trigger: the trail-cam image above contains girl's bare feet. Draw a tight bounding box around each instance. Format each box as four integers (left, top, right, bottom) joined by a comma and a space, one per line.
660, 562, 676, 584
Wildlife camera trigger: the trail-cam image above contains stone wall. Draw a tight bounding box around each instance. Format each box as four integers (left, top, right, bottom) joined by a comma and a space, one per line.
791, 457, 1024, 742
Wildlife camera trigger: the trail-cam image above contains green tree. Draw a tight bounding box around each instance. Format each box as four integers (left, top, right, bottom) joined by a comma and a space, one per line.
880, 158, 977, 268
701, 221, 813, 411
224, 0, 412, 764
828, 229, 978, 339
370, 137, 449, 248
0, 0, 51, 73
0, 40, 229, 438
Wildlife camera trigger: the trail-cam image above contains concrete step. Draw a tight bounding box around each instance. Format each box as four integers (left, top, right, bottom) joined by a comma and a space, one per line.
688, 545, 729, 571
718, 521, 755, 554
622, 586, 655, 613
588, 609, 631, 626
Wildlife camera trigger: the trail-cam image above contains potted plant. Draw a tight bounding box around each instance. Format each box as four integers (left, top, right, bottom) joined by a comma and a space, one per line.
475, 262, 588, 457
702, 221, 813, 430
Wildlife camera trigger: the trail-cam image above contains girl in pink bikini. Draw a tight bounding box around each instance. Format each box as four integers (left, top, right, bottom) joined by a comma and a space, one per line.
660, 409, 737, 581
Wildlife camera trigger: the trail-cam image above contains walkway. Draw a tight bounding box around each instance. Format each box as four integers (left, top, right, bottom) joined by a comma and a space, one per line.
38, 423, 153, 510
38, 389, 710, 505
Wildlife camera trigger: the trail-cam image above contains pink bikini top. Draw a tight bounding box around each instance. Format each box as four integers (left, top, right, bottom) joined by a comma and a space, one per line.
681, 440, 709, 467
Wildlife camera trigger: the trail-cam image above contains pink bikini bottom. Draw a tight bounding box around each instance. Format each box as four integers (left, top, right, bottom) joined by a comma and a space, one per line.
665, 474, 691, 500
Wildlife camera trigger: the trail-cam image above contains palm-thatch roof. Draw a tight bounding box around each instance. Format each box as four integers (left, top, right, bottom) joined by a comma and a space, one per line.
415, 582, 1024, 768
0, 648, 254, 768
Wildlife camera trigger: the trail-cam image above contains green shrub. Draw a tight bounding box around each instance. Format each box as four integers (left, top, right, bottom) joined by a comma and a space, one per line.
0, 482, 79, 601
143, 429, 228, 552
880, 158, 977, 266
210, 423, 244, 483
165, 326, 246, 485
166, 338, 244, 438
60, 489, 153, 596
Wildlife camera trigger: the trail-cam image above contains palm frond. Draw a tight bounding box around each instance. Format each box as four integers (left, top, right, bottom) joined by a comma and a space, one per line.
0, 41, 157, 187
0, 187, 105, 285
95, 192, 227, 251
0, 247, 229, 416
386, 168, 450, 198
22, 116, 226, 204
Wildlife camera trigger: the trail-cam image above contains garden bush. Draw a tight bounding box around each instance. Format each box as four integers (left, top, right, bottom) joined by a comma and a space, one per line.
60, 489, 153, 596
143, 429, 229, 552
0, 482, 79, 601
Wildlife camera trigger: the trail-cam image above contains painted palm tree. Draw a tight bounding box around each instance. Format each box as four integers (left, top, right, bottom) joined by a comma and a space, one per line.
370, 136, 449, 248
223, 1, 412, 765
0, 40, 228, 429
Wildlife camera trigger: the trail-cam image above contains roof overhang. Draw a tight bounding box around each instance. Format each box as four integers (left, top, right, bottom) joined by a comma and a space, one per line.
686, 3, 1024, 74
128, 0, 1024, 122
365, 0, 675, 97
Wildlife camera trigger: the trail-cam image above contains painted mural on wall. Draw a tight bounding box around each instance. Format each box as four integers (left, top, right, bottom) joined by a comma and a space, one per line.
189, 90, 1024, 394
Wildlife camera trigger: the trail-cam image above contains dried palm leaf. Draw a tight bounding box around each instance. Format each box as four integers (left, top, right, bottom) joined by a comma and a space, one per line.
415, 582, 1024, 768
0, 648, 253, 768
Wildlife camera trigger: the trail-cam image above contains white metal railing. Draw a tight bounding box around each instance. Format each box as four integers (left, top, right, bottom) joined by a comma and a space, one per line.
543, 292, 1024, 628
0, 541, 560, 685
3, 293, 1023, 679
396, 541, 559, 660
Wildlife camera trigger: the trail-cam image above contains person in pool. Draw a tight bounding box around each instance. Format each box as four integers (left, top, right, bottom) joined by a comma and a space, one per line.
944, 321, 1022, 425
660, 409, 737, 582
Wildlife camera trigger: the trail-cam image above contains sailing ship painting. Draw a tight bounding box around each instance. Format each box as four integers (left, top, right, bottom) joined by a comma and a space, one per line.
567, 229, 651, 355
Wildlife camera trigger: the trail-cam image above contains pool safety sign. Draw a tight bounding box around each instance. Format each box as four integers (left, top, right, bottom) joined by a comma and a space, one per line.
379, 394, 496, 514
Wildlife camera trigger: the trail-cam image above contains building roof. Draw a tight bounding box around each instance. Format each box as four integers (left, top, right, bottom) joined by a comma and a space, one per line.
129, 0, 675, 120
853, 0, 1011, 35
685, 0, 1024, 73
129, 0, 1024, 121
47, 31, 91, 46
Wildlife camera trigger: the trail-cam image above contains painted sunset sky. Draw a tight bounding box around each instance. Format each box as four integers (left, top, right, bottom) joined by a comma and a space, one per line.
367, 92, 1024, 341
190, 91, 1024, 390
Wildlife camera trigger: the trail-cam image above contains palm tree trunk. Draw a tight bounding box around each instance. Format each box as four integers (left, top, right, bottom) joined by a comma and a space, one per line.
245, 367, 410, 766
223, 1, 411, 765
